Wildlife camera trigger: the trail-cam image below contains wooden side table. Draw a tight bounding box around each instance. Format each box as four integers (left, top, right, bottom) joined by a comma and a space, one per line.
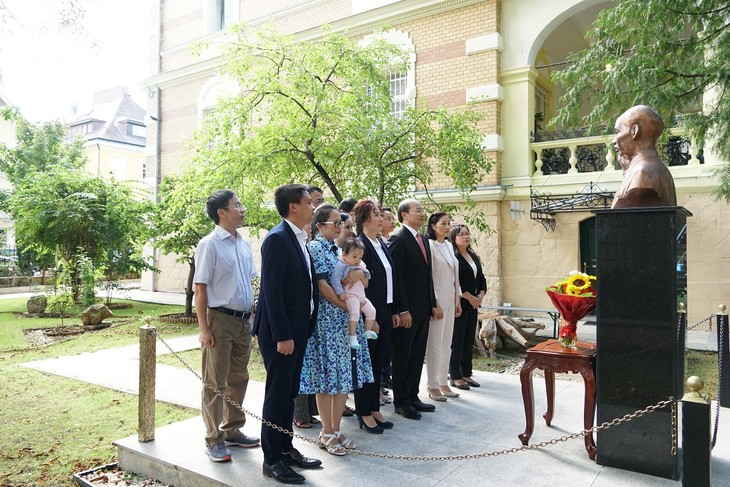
518, 339, 598, 459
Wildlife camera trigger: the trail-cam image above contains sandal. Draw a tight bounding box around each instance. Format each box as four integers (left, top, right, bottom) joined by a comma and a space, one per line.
319, 432, 347, 456
309, 416, 321, 425
335, 431, 356, 449
343, 405, 355, 417
293, 420, 313, 429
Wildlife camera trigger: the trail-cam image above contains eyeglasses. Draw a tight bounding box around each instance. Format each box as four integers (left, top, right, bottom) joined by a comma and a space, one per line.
407, 209, 425, 214
225, 204, 245, 210
321, 221, 343, 227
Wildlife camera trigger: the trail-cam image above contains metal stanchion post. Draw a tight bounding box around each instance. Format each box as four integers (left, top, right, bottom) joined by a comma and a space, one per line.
681, 376, 711, 487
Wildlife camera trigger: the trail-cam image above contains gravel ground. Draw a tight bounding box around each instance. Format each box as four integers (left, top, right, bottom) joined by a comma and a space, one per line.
76, 465, 170, 486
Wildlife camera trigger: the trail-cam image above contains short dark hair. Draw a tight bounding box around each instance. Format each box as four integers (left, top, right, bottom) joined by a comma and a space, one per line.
310, 204, 338, 236
424, 212, 448, 240
352, 198, 379, 235
274, 184, 308, 218
206, 189, 236, 225
381, 207, 392, 214
338, 198, 357, 213
341, 238, 365, 255
306, 185, 323, 195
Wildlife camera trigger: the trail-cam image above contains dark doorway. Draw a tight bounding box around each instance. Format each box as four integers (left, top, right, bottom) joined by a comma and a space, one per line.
580, 217, 597, 276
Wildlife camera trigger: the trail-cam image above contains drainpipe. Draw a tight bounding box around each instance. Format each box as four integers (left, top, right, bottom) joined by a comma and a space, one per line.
96, 143, 101, 176
150, 0, 163, 292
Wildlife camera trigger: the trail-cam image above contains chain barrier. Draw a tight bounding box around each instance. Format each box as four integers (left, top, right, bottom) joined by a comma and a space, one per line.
152, 329, 682, 461
687, 314, 714, 332
154, 329, 320, 447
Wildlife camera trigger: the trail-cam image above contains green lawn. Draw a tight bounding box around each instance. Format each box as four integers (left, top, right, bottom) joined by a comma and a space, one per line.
0, 296, 200, 487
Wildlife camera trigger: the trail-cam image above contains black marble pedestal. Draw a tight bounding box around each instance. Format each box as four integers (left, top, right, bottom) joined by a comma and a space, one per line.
592, 207, 691, 480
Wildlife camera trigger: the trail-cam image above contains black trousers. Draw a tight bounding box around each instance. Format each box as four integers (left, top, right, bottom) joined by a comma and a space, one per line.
258, 335, 306, 465
450, 300, 477, 380
390, 315, 429, 408
354, 314, 392, 415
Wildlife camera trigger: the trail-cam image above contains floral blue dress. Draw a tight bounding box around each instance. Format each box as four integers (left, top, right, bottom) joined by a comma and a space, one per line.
299, 236, 374, 394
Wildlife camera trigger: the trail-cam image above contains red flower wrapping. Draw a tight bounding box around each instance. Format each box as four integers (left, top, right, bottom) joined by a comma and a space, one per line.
546, 290, 596, 323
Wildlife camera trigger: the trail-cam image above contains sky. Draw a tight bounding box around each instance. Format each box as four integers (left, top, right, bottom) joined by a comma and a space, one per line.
0, 0, 150, 122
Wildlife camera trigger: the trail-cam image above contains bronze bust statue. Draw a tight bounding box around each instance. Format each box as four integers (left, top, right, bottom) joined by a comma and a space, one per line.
611, 105, 677, 208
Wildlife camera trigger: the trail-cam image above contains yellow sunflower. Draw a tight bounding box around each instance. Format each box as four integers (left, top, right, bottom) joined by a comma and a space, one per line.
566, 284, 583, 296
567, 273, 592, 291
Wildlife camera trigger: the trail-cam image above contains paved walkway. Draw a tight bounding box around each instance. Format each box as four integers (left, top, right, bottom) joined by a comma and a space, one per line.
15, 289, 730, 486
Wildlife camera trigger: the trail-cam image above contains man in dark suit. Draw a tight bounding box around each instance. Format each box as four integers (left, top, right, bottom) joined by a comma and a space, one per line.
253, 184, 321, 484
387, 198, 438, 420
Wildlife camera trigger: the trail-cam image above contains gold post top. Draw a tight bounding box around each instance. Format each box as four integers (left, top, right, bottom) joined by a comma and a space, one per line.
682, 376, 710, 404
678, 302, 685, 313
719, 304, 727, 315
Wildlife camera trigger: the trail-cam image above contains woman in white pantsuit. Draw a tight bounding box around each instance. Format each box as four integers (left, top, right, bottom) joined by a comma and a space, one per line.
424, 212, 462, 401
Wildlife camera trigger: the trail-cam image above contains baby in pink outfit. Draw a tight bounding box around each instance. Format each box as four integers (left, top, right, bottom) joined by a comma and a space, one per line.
330, 239, 378, 349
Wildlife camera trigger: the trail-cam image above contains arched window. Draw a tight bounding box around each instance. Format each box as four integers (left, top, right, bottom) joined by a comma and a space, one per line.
361, 29, 416, 119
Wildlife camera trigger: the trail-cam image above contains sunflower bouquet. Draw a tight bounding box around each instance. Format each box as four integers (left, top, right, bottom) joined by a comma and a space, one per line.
546, 272, 597, 348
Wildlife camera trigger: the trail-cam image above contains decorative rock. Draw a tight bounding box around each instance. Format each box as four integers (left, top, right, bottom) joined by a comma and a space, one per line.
27, 295, 48, 313
81, 304, 114, 328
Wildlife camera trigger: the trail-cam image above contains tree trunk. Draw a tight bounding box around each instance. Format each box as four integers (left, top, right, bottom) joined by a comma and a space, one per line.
185, 256, 195, 317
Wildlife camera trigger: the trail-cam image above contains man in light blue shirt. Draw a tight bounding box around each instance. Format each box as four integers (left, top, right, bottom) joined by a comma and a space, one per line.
194, 189, 259, 462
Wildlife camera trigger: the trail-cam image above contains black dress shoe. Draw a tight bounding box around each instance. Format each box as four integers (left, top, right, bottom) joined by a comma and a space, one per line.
283, 448, 322, 469
374, 417, 394, 429
412, 398, 436, 412
463, 377, 481, 387
358, 415, 384, 433
450, 380, 470, 390
263, 460, 305, 484
395, 405, 421, 420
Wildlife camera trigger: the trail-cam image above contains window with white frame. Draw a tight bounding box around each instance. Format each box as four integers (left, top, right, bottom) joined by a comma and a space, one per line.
390, 71, 408, 119
204, 0, 239, 35
361, 30, 416, 119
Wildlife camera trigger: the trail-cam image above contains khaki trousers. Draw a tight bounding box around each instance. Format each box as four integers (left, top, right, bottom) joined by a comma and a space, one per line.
202, 309, 252, 446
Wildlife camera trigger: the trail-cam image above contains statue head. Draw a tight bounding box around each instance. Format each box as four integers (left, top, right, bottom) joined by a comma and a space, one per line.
613, 105, 664, 168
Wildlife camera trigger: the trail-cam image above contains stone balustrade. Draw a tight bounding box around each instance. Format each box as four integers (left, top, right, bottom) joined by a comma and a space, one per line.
530, 128, 702, 176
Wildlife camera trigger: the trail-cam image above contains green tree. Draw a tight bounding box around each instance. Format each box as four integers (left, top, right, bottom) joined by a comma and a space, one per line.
151, 173, 214, 317
0, 108, 86, 186
193, 24, 491, 209
550, 0, 730, 201
8, 168, 150, 301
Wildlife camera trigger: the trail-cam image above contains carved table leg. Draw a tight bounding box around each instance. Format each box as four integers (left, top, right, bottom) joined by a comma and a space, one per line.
518, 359, 536, 445
580, 366, 597, 460
543, 368, 555, 426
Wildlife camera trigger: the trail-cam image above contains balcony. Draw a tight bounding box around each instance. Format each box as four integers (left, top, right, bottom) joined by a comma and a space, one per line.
526, 127, 705, 231
530, 127, 703, 177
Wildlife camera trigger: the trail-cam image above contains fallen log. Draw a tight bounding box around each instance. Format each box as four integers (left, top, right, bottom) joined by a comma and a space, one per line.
477, 312, 546, 350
